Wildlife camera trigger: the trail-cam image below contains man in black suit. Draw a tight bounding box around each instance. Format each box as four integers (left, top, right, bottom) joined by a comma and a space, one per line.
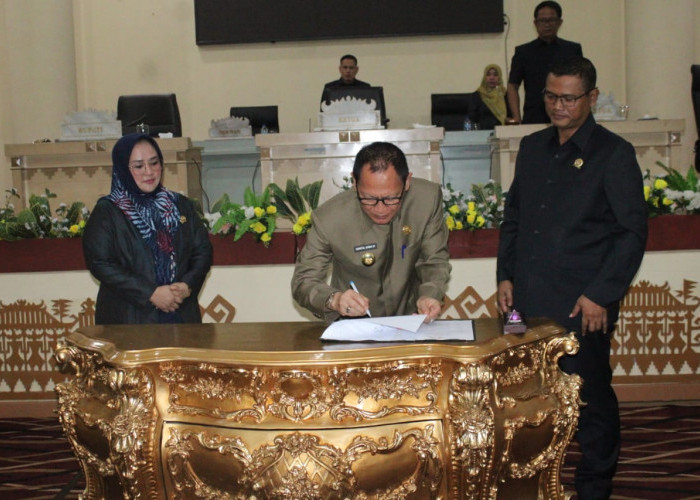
507, 1, 582, 124
497, 57, 647, 499
323, 54, 370, 90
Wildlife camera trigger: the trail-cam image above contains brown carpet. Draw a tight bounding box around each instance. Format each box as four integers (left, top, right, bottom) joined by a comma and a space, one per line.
0, 404, 698, 499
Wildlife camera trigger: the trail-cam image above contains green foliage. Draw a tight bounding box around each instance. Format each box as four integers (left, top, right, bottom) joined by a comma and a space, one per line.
442, 181, 504, 231
210, 187, 277, 246
268, 178, 322, 224
645, 163, 700, 217
0, 188, 89, 240
656, 162, 699, 192
268, 178, 322, 235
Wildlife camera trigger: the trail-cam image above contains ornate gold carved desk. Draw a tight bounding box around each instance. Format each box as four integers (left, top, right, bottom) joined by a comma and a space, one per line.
55, 319, 581, 499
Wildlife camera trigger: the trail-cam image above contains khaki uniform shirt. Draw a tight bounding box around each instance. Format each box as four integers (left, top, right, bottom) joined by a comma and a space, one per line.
292, 178, 451, 322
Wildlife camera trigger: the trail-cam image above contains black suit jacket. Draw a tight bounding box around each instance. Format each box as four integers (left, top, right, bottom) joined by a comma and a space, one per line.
497, 115, 647, 331
83, 195, 212, 324
508, 37, 583, 124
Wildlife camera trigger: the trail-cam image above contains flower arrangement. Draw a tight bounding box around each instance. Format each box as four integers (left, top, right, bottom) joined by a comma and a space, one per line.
268, 177, 322, 235
5, 164, 699, 244
442, 180, 504, 231
208, 187, 277, 246
644, 163, 700, 217
0, 188, 89, 241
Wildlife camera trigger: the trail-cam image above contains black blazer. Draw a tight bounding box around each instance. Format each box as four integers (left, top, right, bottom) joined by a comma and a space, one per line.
497, 115, 647, 331
83, 195, 212, 324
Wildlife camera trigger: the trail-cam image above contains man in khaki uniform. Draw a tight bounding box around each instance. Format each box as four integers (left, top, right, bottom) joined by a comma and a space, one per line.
292, 142, 451, 323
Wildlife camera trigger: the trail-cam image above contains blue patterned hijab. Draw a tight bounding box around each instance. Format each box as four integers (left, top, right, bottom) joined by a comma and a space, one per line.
108, 134, 181, 321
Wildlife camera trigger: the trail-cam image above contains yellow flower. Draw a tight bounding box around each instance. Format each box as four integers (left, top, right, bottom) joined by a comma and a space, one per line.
251, 221, 266, 234
266, 205, 277, 215
79, 220, 86, 228
643, 185, 651, 201
445, 216, 455, 230
260, 232, 271, 242
293, 223, 304, 235
467, 201, 476, 212
466, 211, 477, 224
297, 212, 311, 226
654, 179, 668, 190
455, 221, 463, 230
476, 216, 486, 227
662, 197, 673, 206
69, 224, 80, 234
254, 207, 265, 218
448, 204, 460, 215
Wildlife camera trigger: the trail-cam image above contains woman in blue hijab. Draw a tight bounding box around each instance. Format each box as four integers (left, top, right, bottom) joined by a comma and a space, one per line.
83, 133, 212, 324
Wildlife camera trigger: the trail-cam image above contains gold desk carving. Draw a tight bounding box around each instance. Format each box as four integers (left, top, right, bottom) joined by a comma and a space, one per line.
55, 319, 581, 499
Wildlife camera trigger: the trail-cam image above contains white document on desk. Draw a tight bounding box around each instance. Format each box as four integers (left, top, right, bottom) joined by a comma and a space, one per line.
321, 315, 474, 342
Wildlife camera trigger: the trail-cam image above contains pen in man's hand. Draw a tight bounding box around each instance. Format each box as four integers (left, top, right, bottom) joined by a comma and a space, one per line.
349, 281, 371, 317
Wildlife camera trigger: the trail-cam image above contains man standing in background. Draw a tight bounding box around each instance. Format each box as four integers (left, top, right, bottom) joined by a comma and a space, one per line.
507, 1, 582, 124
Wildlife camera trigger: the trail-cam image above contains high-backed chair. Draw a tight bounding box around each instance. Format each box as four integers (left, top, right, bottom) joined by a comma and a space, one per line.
691, 65, 700, 171
117, 94, 182, 137
229, 106, 279, 135
431, 93, 473, 131
320, 87, 389, 128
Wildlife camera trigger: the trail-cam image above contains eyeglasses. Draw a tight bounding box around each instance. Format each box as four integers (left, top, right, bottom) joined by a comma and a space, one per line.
542, 89, 594, 108
129, 158, 162, 173
535, 17, 560, 25
357, 186, 405, 206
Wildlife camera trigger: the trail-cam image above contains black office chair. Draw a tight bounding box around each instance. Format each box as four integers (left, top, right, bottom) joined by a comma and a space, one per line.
117, 94, 182, 137
229, 106, 279, 135
691, 65, 700, 172
431, 93, 473, 131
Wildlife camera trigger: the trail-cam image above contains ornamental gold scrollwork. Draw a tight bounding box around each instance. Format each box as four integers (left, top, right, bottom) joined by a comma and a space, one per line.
164, 425, 443, 499
491, 334, 582, 500
328, 360, 442, 422
491, 342, 545, 405
268, 370, 330, 422
447, 362, 496, 499
160, 362, 266, 422
54, 345, 157, 499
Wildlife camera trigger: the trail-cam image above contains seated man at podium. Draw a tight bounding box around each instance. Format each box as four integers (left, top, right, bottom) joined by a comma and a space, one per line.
322, 54, 371, 91
292, 142, 451, 323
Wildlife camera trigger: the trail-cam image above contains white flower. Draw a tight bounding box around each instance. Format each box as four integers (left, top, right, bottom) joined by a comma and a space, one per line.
243, 206, 255, 219
688, 194, 700, 210
203, 212, 221, 226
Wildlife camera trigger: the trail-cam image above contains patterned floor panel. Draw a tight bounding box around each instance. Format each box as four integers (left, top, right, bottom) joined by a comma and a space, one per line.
0, 404, 698, 499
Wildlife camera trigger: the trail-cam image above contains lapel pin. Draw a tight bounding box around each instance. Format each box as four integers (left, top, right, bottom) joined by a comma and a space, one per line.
573, 158, 584, 169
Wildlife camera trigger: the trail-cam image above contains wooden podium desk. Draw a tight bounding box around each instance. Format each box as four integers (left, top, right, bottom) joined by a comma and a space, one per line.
55, 318, 581, 499
255, 128, 444, 206
5, 138, 202, 210
492, 119, 685, 190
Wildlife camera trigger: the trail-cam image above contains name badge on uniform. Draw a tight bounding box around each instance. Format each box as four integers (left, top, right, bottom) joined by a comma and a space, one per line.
354, 243, 377, 252
354, 243, 377, 266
